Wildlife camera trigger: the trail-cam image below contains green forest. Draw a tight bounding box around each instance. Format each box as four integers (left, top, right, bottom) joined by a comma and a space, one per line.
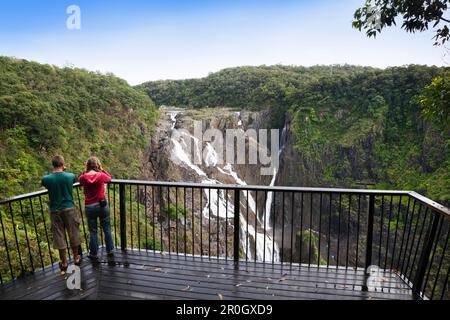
0, 56, 158, 199
139, 64, 450, 205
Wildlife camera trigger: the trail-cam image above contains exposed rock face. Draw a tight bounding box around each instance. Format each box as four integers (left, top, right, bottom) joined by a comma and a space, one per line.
141, 106, 281, 261
141, 107, 370, 266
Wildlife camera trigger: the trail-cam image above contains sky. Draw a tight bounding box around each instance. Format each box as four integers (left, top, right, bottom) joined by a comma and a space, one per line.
0, 0, 448, 85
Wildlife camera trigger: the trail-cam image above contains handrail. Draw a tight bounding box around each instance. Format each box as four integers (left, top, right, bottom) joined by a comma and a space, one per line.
1, 179, 448, 217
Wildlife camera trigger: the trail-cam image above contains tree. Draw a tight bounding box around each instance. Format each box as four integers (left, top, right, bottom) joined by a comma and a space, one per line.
352, 0, 450, 45
420, 73, 450, 130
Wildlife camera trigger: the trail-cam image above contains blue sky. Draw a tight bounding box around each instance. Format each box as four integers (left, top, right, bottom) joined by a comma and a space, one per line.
0, 0, 447, 85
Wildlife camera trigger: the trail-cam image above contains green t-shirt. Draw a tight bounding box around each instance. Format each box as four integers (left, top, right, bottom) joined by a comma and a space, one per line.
41, 172, 77, 212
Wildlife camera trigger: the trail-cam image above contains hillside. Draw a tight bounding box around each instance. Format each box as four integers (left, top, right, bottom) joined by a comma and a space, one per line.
0, 56, 158, 199
139, 65, 449, 204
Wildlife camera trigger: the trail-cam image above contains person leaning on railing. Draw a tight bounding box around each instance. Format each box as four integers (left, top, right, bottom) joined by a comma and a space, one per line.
41, 155, 82, 273
79, 156, 114, 259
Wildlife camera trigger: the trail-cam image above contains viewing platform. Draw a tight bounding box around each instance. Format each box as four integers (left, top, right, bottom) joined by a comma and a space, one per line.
0, 180, 448, 300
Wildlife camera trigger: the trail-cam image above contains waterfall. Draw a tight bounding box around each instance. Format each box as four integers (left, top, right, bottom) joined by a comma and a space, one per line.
166, 109, 280, 262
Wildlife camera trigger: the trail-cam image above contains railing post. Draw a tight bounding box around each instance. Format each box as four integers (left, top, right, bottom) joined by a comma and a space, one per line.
412, 211, 439, 298
119, 184, 127, 251
363, 194, 375, 291
233, 188, 240, 267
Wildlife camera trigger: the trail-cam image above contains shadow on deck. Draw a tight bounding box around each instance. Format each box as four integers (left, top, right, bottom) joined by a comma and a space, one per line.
0, 249, 414, 300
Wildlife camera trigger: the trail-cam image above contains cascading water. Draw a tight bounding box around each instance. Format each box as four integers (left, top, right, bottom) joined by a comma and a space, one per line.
166, 109, 280, 262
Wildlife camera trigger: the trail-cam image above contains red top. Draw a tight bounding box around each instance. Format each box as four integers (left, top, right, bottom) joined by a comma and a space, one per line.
79, 170, 112, 205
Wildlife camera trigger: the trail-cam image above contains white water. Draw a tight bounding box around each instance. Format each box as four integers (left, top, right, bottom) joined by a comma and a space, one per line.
167, 110, 280, 262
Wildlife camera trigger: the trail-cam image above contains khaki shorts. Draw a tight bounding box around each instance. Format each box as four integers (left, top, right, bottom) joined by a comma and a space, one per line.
50, 206, 81, 250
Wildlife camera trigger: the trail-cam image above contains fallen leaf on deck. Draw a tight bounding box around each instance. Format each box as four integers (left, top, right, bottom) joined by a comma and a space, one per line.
152, 268, 161, 272
182, 285, 192, 291
218, 293, 223, 300
235, 283, 242, 287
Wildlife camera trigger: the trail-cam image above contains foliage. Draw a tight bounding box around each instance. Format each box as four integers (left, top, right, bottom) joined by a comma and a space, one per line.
352, 0, 450, 45
420, 73, 450, 130
0, 56, 158, 199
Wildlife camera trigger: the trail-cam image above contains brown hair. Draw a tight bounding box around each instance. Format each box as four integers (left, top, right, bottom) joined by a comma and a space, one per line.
86, 156, 102, 172
51, 155, 65, 168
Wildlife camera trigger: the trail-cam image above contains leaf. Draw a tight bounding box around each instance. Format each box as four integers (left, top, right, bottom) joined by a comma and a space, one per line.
235, 283, 242, 287
218, 293, 223, 300
182, 285, 192, 291
152, 267, 161, 272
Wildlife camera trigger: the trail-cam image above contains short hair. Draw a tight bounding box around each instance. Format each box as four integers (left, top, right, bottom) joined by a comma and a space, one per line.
51, 155, 65, 168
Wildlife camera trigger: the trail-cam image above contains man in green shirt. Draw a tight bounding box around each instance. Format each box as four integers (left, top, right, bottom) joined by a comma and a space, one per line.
41, 155, 81, 272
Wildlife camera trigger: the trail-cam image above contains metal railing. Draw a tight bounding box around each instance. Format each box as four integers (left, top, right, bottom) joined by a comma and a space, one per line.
0, 179, 449, 300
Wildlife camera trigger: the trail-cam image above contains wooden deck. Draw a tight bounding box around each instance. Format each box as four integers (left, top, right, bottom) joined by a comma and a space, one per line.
0, 249, 415, 300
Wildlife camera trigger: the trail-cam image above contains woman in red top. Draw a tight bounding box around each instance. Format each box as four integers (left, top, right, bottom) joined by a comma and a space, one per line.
79, 157, 114, 258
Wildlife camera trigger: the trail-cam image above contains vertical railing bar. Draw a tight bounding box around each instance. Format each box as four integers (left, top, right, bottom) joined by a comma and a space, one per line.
246, 190, 249, 262
217, 188, 220, 260
137, 185, 141, 251
144, 185, 148, 251
225, 189, 228, 260
254, 190, 258, 263
336, 193, 342, 268
413, 210, 439, 297
363, 194, 375, 291
409, 207, 430, 281
233, 188, 240, 266
422, 215, 443, 295
281, 191, 285, 264
184, 186, 187, 257
175, 187, 179, 254
390, 195, 403, 271
263, 191, 267, 263
272, 191, 276, 265
119, 184, 127, 251
167, 186, 171, 255
129, 184, 133, 250
38, 196, 53, 265
75, 187, 88, 252
9, 202, 25, 273
431, 227, 449, 300
309, 192, 313, 267
200, 187, 203, 257
404, 203, 423, 278
159, 186, 163, 253
0, 204, 14, 279
327, 193, 331, 268
397, 196, 412, 270
113, 184, 117, 249
152, 186, 156, 252
346, 194, 351, 269
384, 195, 394, 270
107, 184, 112, 249
318, 193, 323, 268
355, 194, 361, 269
438, 258, 450, 300
290, 192, 295, 266
378, 195, 384, 267
400, 199, 416, 275
208, 188, 211, 260
299, 192, 304, 267
19, 200, 34, 272
192, 187, 195, 257
29, 198, 44, 270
